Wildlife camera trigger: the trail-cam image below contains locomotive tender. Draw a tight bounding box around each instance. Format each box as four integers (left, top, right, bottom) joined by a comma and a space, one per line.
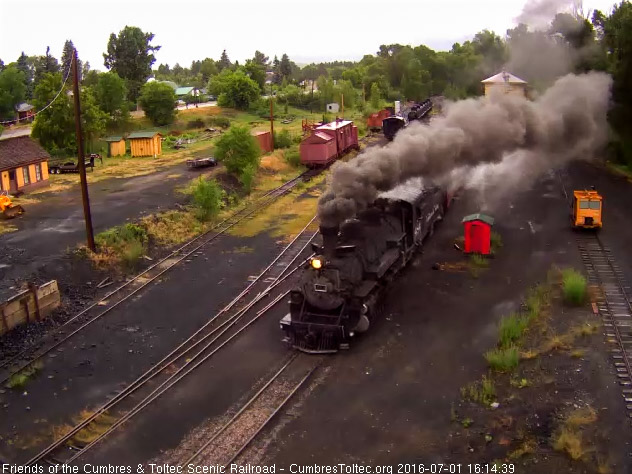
382, 99, 433, 141
281, 181, 448, 353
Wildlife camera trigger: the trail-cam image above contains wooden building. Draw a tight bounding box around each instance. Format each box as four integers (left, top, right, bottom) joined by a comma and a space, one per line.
16, 103, 35, 122
104, 136, 126, 157
251, 131, 272, 154
128, 131, 162, 157
462, 213, 495, 255
0, 136, 50, 193
481, 71, 527, 98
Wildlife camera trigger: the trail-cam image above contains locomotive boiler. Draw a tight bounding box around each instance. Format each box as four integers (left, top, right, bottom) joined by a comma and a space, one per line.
280, 182, 448, 353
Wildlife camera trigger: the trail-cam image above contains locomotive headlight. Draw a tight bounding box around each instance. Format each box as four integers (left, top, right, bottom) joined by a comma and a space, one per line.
310, 257, 323, 270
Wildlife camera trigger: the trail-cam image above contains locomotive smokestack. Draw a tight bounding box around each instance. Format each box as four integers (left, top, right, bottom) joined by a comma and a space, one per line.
319, 225, 339, 258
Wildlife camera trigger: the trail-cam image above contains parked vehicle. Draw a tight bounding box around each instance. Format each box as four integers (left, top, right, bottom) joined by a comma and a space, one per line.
0, 190, 25, 219
49, 156, 96, 174
186, 157, 218, 169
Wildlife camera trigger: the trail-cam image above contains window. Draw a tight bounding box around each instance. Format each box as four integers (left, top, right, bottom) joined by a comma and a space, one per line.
579, 200, 590, 209
589, 201, 601, 210
35, 163, 42, 181
22, 167, 30, 185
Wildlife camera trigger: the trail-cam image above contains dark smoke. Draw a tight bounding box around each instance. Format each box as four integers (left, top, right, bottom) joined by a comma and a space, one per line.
317, 72, 611, 226
515, 0, 579, 29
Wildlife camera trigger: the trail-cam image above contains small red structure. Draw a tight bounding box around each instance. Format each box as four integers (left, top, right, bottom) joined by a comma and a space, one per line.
251, 130, 273, 154
462, 213, 495, 255
300, 119, 358, 167
367, 109, 391, 130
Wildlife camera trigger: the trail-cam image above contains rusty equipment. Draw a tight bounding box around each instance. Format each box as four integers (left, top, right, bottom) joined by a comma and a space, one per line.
0, 191, 25, 219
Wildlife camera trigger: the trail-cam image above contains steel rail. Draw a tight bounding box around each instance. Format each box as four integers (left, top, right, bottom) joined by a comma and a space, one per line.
27, 221, 318, 466
0, 170, 315, 383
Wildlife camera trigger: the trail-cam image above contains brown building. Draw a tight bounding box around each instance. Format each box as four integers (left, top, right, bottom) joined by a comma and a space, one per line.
481, 71, 527, 98
0, 136, 50, 193
16, 103, 35, 122
128, 131, 162, 157
251, 130, 272, 154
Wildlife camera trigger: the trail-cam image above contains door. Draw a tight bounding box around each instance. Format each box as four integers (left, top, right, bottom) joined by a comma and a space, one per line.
8, 170, 17, 193
469, 223, 485, 253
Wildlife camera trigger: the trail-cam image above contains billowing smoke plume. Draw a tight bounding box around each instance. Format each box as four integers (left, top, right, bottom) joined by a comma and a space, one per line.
317, 72, 611, 226
515, 0, 579, 29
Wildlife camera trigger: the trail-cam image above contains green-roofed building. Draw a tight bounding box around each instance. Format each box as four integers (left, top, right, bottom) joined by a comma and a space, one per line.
103, 136, 126, 157
175, 86, 198, 97
128, 131, 162, 157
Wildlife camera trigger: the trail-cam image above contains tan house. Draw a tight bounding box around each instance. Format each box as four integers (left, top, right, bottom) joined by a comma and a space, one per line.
104, 136, 126, 157
481, 71, 527, 98
128, 131, 162, 157
0, 136, 50, 193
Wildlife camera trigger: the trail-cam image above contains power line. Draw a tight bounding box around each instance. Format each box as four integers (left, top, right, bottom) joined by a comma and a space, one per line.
0, 54, 74, 126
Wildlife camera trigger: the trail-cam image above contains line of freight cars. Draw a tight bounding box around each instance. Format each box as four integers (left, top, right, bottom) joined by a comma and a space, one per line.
299, 119, 360, 167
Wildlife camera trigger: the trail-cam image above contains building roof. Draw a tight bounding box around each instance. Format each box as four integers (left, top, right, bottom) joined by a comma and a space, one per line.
16, 103, 35, 113
128, 131, 161, 139
175, 86, 195, 96
462, 213, 495, 225
481, 71, 527, 85
316, 120, 354, 131
103, 136, 124, 142
251, 130, 270, 137
0, 136, 50, 172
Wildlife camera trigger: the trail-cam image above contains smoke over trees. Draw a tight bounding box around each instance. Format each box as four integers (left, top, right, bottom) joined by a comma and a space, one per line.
318, 72, 612, 226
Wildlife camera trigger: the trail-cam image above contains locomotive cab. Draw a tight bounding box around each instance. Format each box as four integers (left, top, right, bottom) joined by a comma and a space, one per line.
572, 189, 602, 229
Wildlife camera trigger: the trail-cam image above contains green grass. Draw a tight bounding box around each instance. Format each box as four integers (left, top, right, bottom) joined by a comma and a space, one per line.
485, 346, 520, 372
525, 284, 550, 320
460, 375, 496, 405
94, 223, 148, 269
498, 313, 529, 348
562, 268, 587, 306
490, 231, 503, 252
5, 362, 42, 389
191, 177, 225, 221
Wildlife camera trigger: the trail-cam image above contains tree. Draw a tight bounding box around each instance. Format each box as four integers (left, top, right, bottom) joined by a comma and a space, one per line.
33, 46, 60, 87
139, 81, 176, 126
199, 58, 218, 84
80, 87, 108, 150
104, 26, 161, 103
208, 70, 260, 109
218, 50, 231, 71
214, 125, 260, 191
16, 52, 34, 100
61, 40, 82, 85
243, 60, 266, 91
369, 82, 381, 109
0, 66, 26, 120
279, 54, 292, 82
31, 72, 74, 153
95, 72, 129, 125
272, 55, 281, 84
253, 50, 269, 67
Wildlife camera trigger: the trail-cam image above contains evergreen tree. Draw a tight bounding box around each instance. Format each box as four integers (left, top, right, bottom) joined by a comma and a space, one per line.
61, 40, 82, 84
218, 50, 232, 71
16, 52, 34, 100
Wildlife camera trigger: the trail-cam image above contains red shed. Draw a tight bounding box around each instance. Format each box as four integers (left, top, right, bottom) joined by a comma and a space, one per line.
462, 213, 495, 255
251, 130, 273, 154
299, 132, 337, 166
367, 109, 391, 129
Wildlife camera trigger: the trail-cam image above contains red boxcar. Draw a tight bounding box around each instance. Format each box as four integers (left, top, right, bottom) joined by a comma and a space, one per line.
251, 130, 273, 154
367, 109, 391, 130
300, 119, 358, 167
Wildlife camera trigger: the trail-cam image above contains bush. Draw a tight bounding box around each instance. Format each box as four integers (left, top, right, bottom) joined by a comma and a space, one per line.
95, 223, 148, 268
284, 149, 301, 167
207, 116, 231, 128
273, 129, 292, 149
191, 178, 224, 221
214, 125, 261, 193
485, 346, 519, 372
460, 375, 496, 405
187, 118, 205, 129
498, 314, 529, 348
562, 268, 587, 305
139, 82, 177, 126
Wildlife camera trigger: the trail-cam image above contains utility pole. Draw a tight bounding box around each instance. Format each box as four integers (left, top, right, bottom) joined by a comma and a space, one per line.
269, 83, 274, 152
72, 48, 95, 252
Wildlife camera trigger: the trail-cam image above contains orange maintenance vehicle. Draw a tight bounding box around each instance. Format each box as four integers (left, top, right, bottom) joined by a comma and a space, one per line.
571, 189, 603, 229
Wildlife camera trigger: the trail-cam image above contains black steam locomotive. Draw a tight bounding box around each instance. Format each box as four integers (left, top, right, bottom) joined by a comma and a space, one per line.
280, 182, 448, 353
382, 99, 433, 141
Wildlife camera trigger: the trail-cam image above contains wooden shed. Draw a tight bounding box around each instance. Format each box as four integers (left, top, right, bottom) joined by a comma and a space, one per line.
104, 136, 126, 157
299, 132, 337, 166
462, 213, 495, 255
251, 131, 272, 154
0, 136, 50, 193
481, 71, 527, 98
128, 131, 162, 157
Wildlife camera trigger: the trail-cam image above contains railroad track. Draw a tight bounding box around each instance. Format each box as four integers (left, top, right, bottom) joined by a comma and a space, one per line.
179, 354, 320, 467
26, 216, 319, 466
0, 168, 319, 385
577, 234, 632, 418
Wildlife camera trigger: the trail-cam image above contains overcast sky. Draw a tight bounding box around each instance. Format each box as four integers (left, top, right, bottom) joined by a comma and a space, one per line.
0, 0, 619, 71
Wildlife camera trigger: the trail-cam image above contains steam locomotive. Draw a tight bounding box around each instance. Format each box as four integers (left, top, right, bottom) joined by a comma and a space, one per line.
382, 99, 433, 141
280, 182, 448, 353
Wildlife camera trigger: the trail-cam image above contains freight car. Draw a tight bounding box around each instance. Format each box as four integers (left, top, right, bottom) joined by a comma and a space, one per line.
367, 109, 392, 131
382, 99, 433, 141
299, 119, 359, 167
280, 182, 448, 353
